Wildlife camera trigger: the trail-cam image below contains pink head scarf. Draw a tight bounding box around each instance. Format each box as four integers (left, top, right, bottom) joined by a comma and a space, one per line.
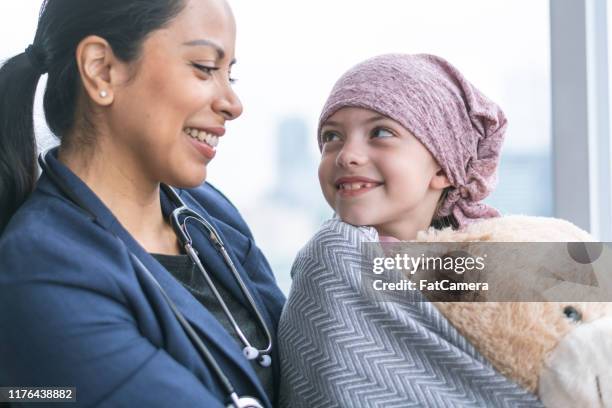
318, 53, 506, 229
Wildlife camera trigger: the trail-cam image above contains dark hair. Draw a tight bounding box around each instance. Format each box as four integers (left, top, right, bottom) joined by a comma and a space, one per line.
430, 215, 459, 230
430, 187, 459, 230
0, 0, 186, 233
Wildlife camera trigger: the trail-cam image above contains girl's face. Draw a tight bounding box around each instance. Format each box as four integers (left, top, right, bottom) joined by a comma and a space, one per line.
318, 107, 449, 237
107, 0, 242, 188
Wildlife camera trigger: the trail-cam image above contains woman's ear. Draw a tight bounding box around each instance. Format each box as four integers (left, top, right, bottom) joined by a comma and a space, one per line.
431, 168, 451, 190
75, 35, 127, 106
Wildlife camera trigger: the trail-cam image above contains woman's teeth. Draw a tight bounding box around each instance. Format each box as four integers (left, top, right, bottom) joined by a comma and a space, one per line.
338, 182, 378, 190
184, 127, 219, 148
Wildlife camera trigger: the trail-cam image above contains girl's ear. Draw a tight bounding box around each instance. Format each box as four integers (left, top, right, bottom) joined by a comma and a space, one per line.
431, 168, 451, 190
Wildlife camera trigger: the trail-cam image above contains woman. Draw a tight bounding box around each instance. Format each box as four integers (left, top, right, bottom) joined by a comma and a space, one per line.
0, 0, 284, 407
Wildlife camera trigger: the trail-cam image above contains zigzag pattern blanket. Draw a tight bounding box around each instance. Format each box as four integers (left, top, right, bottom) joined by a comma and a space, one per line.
278, 219, 541, 407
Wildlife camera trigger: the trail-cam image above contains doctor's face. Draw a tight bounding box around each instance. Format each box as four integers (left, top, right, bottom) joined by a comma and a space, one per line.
108, 0, 243, 188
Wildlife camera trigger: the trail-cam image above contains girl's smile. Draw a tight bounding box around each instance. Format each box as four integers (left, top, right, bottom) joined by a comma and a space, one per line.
335, 176, 384, 198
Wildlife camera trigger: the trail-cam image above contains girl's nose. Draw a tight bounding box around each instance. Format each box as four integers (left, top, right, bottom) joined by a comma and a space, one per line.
336, 141, 368, 168
212, 81, 243, 121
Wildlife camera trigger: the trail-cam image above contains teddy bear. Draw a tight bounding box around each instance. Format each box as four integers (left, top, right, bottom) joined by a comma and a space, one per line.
410, 215, 612, 407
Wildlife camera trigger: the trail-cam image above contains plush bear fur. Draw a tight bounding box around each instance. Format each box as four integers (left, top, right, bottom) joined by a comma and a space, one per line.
413, 215, 612, 405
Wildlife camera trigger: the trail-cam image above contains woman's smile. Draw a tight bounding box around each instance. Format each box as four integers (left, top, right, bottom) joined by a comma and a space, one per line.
183, 126, 223, 160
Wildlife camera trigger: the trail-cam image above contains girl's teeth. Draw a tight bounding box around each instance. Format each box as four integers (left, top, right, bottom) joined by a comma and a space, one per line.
340, 182, 375, 190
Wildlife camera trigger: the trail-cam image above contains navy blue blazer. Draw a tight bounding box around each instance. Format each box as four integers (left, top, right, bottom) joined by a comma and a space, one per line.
0, 149, 286, 407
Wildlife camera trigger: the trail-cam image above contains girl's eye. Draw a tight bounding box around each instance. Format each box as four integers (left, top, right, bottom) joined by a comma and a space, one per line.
371, 127, 394, 139
321, 131, 341, 143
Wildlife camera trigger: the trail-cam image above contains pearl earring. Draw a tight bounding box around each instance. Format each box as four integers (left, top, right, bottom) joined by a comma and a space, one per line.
100, 90, 108, 98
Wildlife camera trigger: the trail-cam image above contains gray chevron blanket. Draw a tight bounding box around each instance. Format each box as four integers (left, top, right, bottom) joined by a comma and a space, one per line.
278, 219, 541, 407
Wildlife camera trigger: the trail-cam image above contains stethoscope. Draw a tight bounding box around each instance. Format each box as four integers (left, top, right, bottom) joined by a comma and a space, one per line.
38, 151, 270, 408
167, 186, 273, 368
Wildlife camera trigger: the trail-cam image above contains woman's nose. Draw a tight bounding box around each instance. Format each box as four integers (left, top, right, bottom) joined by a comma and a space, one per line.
212, 81, 243, 121
336, 141, 368, 168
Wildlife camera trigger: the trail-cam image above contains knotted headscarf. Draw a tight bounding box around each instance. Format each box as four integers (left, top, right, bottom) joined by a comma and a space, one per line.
318, 53, 506, 229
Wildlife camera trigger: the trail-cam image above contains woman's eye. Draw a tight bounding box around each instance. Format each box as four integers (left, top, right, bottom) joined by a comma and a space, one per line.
371, 128, 394, 139
321, 131, 341, 143
193, 63, 237, 84
192, 63, 219, 76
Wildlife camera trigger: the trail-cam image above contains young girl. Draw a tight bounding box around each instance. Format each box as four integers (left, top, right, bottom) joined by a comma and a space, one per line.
278, 54, 540, 407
